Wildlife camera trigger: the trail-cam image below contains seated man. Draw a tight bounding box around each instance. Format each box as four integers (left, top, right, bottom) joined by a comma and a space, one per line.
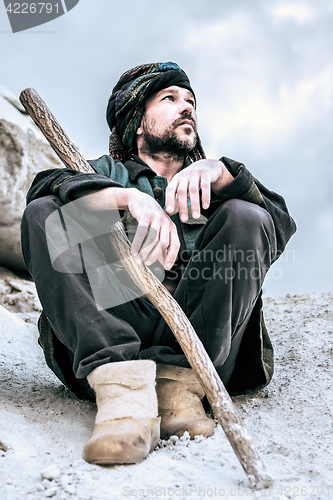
21, 62, 296, 465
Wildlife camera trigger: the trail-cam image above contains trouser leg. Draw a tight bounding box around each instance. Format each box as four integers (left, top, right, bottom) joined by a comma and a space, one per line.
21, 195, 161, 380
149, 199, 277, 386
21, 195, 276, 390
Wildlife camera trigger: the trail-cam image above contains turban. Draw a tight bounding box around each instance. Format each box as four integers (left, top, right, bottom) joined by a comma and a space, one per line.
106, 62, 205, 163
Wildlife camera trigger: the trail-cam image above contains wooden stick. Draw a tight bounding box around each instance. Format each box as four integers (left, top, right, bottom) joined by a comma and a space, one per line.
20, 87, 274, 489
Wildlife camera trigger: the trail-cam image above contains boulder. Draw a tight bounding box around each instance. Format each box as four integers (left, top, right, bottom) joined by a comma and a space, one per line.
0, 86, 62, 271
0, 266, 41, 324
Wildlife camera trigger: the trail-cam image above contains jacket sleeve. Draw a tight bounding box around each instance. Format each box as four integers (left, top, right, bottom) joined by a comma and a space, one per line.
201, 156, 297, 258
26, 156, 124, 206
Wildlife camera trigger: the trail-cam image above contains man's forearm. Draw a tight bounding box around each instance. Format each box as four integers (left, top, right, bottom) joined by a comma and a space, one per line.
74, 187, 136, 212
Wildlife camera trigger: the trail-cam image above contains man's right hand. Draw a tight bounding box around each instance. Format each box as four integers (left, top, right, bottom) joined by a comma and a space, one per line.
75, 186, 180, 271
126, 189, 180, 270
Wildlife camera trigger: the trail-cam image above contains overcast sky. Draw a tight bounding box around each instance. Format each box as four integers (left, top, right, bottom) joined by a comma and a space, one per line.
1, 0, 332, 297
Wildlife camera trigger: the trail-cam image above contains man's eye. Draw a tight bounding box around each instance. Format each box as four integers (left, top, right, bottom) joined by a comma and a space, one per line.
187, 99, 195, 107
163, 95, 174, 101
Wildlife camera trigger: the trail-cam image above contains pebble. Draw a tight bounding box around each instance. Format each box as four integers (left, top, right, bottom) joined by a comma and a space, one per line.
42, 479, 53, 489
177, 439, 189, 447
59, 474, 70, 485
65, 484, 76, 494
45, 487, 57, 498
194, 435, 205, 443
41, 465, 61, 481
179, 431, 190, 441
59, 493, 69, 500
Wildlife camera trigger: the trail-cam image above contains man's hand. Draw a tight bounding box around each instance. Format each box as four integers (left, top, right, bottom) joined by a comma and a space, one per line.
165, 159, 234, 221
76, 186, 180, 271
127, 189, 180, 270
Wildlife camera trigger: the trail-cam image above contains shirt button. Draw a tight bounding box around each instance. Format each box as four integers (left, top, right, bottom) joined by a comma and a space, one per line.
153, 186, 163, 199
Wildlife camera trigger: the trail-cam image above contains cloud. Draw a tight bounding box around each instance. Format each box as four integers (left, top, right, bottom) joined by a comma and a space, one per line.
183, 6, 333, 158
268, 2, 314, 23
200, 66, 333, 156
186, 15, 249, 52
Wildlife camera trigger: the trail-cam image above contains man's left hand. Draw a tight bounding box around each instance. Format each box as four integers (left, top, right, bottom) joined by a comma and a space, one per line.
165, 159, 234, 221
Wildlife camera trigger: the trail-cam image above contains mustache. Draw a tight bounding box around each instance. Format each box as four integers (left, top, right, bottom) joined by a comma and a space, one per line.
173, 116, 197, 133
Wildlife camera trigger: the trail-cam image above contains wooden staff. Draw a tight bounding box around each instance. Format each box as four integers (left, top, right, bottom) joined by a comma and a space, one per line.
20, 87, 274, 489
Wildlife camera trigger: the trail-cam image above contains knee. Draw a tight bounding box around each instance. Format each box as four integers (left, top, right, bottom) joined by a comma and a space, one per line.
222, 199, 273, 236
215, 199, 276, 257
223, 199, 272, 231
22, 195, 62, 227
21, 196, 63, 263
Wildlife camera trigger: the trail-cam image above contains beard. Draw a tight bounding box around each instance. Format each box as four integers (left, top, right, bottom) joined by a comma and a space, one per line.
140, 115, 197, 160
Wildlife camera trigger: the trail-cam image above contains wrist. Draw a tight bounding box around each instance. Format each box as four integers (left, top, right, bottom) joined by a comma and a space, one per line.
113, 188, 137, 210
211, 161, 234, 193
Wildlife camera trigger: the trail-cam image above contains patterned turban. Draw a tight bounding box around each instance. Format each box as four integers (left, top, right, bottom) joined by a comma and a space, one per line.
106, 62, 205, 163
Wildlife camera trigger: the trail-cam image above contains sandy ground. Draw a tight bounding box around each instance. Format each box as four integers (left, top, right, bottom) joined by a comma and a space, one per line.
0, 266, 332, 500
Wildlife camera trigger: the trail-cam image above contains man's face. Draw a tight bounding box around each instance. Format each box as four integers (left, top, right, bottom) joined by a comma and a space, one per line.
137, 85, 198, 157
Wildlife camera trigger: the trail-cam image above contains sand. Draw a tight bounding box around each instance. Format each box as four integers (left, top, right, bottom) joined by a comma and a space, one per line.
0, 267, 332, 500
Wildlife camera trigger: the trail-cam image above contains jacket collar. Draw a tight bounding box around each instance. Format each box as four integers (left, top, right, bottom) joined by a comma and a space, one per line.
124, 155, 156, 183
124, 154, 192, 183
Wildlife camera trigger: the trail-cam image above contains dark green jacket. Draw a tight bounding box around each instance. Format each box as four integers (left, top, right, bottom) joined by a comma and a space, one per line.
27, 154, 296, 397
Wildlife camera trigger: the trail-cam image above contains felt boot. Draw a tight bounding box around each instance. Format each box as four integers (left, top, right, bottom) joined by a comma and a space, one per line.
156, 364, 215, 440
82, 360, 160, 465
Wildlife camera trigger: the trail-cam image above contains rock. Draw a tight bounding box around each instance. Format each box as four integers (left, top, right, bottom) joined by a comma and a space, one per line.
59, 474, 70, 485
0, 266, 41, 320
194, 434, 205, 443
179, 431, 191, 441
0, 439, 9, 452
0, 86, 62, 271
41, 465, 61, 481
42, 479, 54, 489
45, 487, 58, 498
65, 484, 76, 494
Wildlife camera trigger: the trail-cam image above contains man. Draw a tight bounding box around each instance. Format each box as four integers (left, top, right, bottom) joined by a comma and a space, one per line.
21, 62, 296, 465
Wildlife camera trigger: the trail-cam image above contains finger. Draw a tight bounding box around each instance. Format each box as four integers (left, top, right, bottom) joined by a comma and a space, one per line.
137, 224, 160, 263
145, 217, 172, 266
140, 223, 159, 251
151, 223, 170, 267
131, 221, 150, 256
145, 241, 164, 267
176, 177, 189, 222
188, 174, 201, 219
168, 197, 179, 217
200, 173, 211, 210
165, 178, 178, 214
164, 227, 180, 270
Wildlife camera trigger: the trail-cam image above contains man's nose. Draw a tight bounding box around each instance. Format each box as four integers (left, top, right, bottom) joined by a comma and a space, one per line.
179, 98, 194, 115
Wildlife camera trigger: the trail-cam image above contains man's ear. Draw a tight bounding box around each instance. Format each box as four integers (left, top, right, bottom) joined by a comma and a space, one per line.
136, 121, 143, 137
136, 120, 144, 153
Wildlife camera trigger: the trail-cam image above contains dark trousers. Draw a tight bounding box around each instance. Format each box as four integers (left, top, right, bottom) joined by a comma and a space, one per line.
21, 195, 276, 391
